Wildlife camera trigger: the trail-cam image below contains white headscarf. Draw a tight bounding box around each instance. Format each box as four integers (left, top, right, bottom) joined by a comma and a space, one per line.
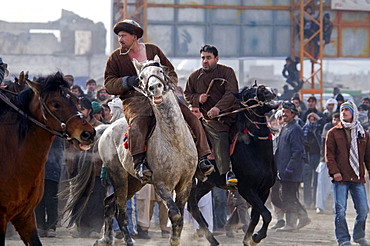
325, 98, 338, 113
108, 98, 124, 123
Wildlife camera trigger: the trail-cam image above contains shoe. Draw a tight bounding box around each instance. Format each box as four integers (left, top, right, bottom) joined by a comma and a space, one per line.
270, 220, 285, 229
161, 230, 170, 238
316, 208, 324, 214
38, 229, 47, 237
134, 161, 152, 182
297, 217, 311, 229
47, 229, 56, 238
226, 170, 238, 185
354, 239, 370, 246
115, 231, 124, 239
89, 231, 100, 239
198, 157, 215, 176
226, 231, 235, 237
136, 226, 151, 239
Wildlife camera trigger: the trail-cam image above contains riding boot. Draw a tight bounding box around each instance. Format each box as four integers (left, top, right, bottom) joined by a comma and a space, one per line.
276, 213, 298, 232
198, 156, 215, 176
194, 156, 214, 182
133, 153, 152, 182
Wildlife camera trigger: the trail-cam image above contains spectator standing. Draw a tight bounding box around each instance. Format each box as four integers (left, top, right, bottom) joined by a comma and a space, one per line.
315, 112, 340, 214
85, 79, 97, 101
274, 102, 311, 232
301, 112, 323, 209
323, 98, 338, 123
325, 101, 370, 246
302, 96, 325, 122
63, 74, 74, 87
35, 137, 64, 237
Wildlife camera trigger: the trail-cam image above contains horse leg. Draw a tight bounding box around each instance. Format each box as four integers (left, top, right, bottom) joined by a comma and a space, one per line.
187, 179, 219, 246
240, 189, 271, 246
12, 213, 42, 246
94, 193, 115, 246
154, 183, 182, 246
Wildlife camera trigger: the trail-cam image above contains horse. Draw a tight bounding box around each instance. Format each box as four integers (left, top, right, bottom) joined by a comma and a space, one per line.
67, 55, 198, 246
0, 71, 96, 246
0, 71, 30, 103
187, 82, 279, 246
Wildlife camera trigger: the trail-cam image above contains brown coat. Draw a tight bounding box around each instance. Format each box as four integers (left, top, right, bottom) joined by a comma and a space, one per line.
104, 43, 177, 124
184, 64, 239, 131
325, 122, 370, 183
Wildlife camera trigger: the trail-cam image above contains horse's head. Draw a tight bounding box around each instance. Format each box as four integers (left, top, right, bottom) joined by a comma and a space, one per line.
234, 82, 279, 135
26, 72, 95, 150
235, 82, 278, 112
133, 55, 174, 104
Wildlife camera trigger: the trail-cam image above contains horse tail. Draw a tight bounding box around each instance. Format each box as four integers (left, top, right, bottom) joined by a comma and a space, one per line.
62, 124, 109, 227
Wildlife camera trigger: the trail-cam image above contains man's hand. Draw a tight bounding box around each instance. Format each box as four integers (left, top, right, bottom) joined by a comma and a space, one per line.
207, 107, 220, 119
127, 76, 139, 88
333, 173, 343, 182
199, 93, 210, 104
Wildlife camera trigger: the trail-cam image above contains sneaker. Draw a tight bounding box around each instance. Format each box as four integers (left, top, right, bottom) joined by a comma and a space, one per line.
135, 226, 151, 239
226, 170, 238, 185
47, 229, 56, 238
316, 208, 324, 214
354, 239, 370, 246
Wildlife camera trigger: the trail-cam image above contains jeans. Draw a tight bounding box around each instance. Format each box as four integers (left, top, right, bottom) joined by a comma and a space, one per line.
333, 181, 369, 246
212, 187, 227, 230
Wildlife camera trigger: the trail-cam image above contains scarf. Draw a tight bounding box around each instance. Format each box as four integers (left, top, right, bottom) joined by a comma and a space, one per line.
340, 101, 365, 179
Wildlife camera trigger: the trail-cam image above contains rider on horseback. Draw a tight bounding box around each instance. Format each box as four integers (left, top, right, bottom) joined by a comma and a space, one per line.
184, 45, 240, 185
104, 20, 214, 182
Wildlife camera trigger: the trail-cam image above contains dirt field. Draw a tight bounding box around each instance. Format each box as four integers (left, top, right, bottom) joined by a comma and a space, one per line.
5, 198, 370, 246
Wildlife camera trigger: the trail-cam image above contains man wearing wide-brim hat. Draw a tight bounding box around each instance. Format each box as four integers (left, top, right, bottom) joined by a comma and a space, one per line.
104, 19, 214, 182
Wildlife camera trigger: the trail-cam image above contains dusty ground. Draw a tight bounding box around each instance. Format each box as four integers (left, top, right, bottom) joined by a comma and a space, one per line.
5, 197, 370, 246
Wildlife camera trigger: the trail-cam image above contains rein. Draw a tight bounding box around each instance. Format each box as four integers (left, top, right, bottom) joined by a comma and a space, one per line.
0, 86, 19, 96
0, 90, 81, 139
134, 62, 175, 97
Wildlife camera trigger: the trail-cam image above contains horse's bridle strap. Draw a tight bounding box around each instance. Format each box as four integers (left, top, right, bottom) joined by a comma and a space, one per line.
0, 91, 68, 138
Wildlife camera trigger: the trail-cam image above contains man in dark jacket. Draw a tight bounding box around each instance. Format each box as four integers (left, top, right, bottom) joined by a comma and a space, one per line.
35, 137, 64, 237
274, 102, 311, 232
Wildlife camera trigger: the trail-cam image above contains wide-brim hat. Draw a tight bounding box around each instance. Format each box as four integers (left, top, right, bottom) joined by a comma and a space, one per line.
113, 19, 143, 38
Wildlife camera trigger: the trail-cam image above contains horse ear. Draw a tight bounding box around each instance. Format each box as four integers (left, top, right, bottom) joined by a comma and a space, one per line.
132, 58, 142, 75
26, 79, 42, 95
253, 80, 257, 87
154, 55, 160, 64
232, 92, 242, 100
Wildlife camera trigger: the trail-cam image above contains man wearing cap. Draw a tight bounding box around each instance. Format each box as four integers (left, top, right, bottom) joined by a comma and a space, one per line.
325, 101, 370, 246
104, 19, 213, 182
274, 101, 310, 232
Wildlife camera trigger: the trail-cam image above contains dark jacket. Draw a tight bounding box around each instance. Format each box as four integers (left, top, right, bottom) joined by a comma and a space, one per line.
275, 120, 306, 182
325, 122, 370, 183
45, 137, 64, 183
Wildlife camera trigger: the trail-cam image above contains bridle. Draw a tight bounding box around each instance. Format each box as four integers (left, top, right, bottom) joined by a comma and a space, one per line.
0, 86, 83, 140
134, 61, 175, 97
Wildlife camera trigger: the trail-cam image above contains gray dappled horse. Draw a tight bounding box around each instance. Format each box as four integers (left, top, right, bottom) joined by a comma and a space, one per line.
94, 56, 198, 246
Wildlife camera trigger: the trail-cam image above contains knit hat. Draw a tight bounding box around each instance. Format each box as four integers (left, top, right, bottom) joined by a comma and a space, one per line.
91, 101, 101, 115
340, 101, 354, 116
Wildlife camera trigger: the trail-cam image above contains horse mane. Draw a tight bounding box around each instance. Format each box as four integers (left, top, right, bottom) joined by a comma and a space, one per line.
0, 71, 69, 143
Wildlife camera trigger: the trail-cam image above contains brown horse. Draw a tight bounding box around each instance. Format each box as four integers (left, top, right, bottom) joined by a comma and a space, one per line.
0, 72, 95, 246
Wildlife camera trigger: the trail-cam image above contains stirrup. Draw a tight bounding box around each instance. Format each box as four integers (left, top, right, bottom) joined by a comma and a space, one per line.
134, 162, 152, 182
226, 170, 238, 185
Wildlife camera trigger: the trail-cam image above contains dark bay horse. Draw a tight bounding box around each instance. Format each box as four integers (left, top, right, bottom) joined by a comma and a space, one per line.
187, 83, 278, 246
67, 56, 198, 246
0, 72, 95, 246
